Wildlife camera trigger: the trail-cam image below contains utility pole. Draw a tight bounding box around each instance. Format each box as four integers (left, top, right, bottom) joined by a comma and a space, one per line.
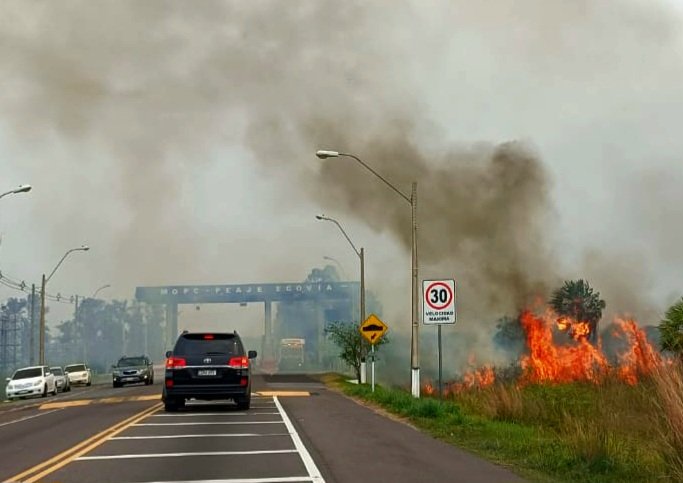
39, 274, 46, 365
29, 283, 35, 365
411, 181, 420, 398
39, 245, 89, 365
75, 295, 84, 362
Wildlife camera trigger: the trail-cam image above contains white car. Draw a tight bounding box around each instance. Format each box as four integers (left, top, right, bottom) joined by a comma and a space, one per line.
5, 366, 57, 400
50, 366, 71, 392
64, 363, 92, 386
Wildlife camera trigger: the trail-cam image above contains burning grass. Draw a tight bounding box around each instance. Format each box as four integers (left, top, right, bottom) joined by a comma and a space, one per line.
651, 360, 683, 480
443, 309, 665, 394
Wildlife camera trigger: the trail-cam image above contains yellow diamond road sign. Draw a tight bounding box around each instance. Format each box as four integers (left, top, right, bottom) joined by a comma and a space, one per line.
360, 314, 388, 345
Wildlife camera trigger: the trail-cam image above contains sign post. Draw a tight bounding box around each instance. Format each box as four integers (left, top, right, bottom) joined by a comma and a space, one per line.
422, 279, 456, 397
360, 314, 388, 392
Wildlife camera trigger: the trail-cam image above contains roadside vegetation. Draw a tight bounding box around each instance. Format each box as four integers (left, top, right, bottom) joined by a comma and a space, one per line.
322, 282, 683, 481
332, 365, 683, 482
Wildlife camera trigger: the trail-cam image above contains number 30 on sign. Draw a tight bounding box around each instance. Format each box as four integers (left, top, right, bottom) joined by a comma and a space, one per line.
423, 279, 456, 325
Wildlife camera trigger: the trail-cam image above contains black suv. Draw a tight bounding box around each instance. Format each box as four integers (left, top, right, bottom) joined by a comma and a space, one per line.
112, 356, 155, 387
163, 331, 257, 412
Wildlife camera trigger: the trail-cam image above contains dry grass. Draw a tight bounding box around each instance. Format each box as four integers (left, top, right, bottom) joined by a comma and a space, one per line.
451, 379, 668, 479
651, 361, 683, 480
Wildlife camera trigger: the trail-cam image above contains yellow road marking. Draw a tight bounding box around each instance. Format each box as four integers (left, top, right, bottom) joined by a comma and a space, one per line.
39, 399, 93, 410
256, 391, 310, 397
131, 395, 161, 401
5, 402, 161, 483
39, 394, 160, 410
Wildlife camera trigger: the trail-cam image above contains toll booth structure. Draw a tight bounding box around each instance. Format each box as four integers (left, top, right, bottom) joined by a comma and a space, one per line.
135, 282, 359, 370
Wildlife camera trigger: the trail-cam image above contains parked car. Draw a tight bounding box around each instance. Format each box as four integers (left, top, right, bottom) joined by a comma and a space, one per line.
50, 366, 71, 392
64, 363, 92, 386
163, 331, 257, 411
5, 366, 57, 400
112, 355, 155, 387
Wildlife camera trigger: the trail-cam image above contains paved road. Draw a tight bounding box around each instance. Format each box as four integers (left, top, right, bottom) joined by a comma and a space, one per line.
0, 373, 523, 483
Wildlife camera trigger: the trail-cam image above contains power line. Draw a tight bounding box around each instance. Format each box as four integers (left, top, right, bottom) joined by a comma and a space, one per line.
0, 269, 80, 304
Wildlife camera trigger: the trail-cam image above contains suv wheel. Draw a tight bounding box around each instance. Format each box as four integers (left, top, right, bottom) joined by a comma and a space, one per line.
235, 394, 251, 410
41, 384, 47, 398
164, 397, 185, 412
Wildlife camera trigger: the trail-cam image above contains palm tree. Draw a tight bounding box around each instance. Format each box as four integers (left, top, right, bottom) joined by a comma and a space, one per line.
659, 297, 683, 358
550, 280, 606, 342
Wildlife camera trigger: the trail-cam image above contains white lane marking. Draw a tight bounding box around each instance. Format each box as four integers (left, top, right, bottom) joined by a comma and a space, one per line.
111, 433, 291, 440
76, 449, 297, 460
151, 412, 279, 417
133, 421, 284, 426
0, 408, 62, 427
274, 396, 324, 483
140, 477, 313, 483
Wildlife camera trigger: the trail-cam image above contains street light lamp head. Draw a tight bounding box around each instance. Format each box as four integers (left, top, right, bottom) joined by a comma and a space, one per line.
80, 245, 90, 251
316, 150, 339, 159
13, 184, 32, 194
315, 215, 324, 220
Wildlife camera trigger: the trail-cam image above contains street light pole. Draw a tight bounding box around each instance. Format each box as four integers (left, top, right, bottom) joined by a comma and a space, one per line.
92, 284, 111, 299
317, 150, 421, 398
316, 215, 365, 323
39, 245, 90, 365
316, 214, 367, 384
323, 255, 348, 280
0, 184, 32, 200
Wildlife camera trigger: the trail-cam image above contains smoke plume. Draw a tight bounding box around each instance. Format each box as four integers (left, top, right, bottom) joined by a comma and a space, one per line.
1, 1, 682, 372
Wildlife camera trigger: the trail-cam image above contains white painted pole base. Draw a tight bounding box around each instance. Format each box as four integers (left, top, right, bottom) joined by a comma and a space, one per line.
371, 345, 376, 392
360, 361, 367, 384
411, 368, 420, 398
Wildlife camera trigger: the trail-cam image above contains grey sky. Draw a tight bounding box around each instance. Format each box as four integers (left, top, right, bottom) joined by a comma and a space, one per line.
0, 1, 682, 342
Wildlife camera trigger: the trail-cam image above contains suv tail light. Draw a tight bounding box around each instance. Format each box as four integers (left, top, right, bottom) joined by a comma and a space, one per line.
228, 356, 249, 369
166, 356, 187, 369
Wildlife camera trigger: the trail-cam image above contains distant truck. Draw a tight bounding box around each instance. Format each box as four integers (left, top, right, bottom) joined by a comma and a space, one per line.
277, 338, 305, 372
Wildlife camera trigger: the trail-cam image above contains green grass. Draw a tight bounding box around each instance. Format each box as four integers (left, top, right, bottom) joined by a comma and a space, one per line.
332, 377, 671, 482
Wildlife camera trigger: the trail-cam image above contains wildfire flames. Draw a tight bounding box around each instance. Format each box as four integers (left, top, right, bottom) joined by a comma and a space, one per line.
612, 318, 661, 385
520, 309, 610, 384
431, 307, 663, 394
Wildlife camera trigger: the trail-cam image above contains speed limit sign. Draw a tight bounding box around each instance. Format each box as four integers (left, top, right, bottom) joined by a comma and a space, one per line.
423, 279, 456, 324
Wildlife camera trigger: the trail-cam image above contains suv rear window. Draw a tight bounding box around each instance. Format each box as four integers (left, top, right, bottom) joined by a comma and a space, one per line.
65, 364, 86, 372
174, 333, 243, 356
51, 367, 64, 375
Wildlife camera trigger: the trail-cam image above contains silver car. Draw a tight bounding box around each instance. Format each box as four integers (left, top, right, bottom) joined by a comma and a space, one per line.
50, 366, 71, 392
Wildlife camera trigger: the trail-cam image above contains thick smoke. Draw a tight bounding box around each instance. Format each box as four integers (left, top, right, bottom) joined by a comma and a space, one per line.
301, 130, 555, 312
1, 1, 682, 374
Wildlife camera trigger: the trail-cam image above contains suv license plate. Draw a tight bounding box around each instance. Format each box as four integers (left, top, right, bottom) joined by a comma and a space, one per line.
198, 369, 217, 376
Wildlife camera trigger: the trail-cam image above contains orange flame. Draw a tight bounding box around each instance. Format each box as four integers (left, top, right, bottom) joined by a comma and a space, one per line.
449, 355, 495, 393
569, 322, 591, 341
612, 318, 661, 385
441, 307, 663, 394
520, 310, 609, 384
423, 382, 435, 396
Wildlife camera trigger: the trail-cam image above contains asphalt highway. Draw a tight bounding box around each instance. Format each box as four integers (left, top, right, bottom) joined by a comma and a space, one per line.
0, 373, 524, 483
